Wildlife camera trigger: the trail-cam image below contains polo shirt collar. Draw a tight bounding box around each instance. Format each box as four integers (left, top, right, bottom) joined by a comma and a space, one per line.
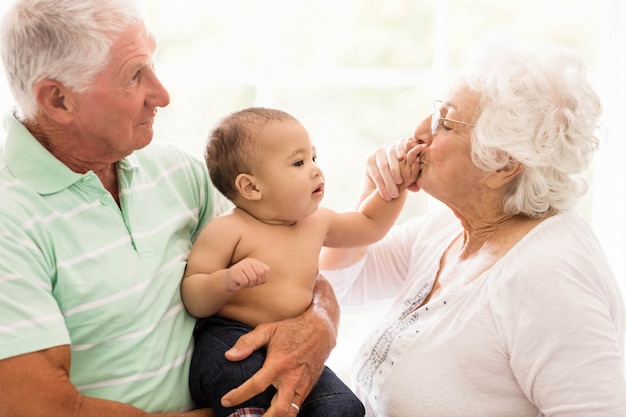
2, 111, 139, 195
3, 111, 81, 195
118, 150, 139, 172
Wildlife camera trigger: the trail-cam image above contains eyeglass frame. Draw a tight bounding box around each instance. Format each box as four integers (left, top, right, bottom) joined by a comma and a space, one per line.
431, 99, 476, 135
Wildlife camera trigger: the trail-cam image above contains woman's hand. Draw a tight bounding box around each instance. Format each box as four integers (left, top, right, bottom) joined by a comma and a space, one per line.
220, 276, 339, 417
366, 137, 424, 201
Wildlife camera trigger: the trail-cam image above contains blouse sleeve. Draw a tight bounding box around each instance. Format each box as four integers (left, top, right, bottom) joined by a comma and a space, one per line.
490, 213, 626, 416
322, 205, 459, 306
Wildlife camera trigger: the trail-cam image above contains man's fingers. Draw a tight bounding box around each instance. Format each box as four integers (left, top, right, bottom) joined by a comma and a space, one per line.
265, 380, 304, 417
220, 368, 272, 408
224, 323, 273, 361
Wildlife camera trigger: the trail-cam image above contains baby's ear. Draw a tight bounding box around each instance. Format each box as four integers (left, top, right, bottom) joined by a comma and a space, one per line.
235, 173, 262, 201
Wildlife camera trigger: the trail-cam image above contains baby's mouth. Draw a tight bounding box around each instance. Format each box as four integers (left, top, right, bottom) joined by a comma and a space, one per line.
313, 183, 324, 196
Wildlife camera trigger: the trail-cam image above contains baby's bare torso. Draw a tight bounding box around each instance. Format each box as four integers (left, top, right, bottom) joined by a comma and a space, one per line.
218, 211, 329, 327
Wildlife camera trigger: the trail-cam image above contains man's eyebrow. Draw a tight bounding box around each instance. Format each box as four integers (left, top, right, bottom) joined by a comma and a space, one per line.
127, 58, 154, 75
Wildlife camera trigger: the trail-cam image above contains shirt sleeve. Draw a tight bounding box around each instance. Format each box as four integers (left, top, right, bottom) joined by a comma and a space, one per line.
322, 206, 458, 306
0, 212, 70, 359
491, 214, 626, 416
182, 149, 232, 241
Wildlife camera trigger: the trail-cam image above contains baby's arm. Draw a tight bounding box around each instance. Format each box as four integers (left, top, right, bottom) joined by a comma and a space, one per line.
181, 216, 270, 318
323, 148, 420, 248
322, 189, 406, 248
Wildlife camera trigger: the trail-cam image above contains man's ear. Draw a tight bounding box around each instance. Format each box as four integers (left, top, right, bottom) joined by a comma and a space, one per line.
33, 79, 74, 124
486, 160, 524, 189
235, 173, 262, 201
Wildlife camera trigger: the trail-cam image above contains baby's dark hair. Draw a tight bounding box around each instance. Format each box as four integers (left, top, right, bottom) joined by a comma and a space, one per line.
205, 107, 298, 201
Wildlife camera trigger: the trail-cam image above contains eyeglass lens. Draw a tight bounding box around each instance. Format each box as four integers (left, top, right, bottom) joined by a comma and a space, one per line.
431, 101, 441, 135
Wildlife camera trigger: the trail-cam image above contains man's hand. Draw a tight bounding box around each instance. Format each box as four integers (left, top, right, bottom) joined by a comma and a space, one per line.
220, 276, 339, 416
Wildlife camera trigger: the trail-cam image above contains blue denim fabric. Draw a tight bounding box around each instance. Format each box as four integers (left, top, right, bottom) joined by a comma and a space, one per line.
190, 316, 365, 417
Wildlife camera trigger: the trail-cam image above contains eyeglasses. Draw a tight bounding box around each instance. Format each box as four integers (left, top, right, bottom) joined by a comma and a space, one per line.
431, 100, 475, 135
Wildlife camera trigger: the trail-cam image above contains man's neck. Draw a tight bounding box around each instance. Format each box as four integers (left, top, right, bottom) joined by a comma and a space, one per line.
24, 117, 121, 205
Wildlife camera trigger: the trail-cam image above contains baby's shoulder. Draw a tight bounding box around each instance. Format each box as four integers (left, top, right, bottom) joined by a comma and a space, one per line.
212, 207, 248, 227
312, 206, 341, 222
305, 206, 337, 229
198, 207, 247, 236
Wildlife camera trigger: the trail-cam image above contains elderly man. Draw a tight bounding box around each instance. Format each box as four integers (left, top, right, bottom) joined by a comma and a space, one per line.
0, 1, 338, 416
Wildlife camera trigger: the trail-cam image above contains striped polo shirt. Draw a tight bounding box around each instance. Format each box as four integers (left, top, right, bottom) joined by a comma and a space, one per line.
0, 112, 229, 411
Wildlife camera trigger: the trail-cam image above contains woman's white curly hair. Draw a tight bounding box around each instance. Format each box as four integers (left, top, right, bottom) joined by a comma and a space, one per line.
460, 33, 603, 217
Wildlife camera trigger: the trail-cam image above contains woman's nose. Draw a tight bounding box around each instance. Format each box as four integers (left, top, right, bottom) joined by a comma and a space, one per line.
413, 115, 432, 145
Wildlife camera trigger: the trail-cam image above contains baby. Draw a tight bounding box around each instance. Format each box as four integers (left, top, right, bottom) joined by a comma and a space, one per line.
182, 107, 414, 417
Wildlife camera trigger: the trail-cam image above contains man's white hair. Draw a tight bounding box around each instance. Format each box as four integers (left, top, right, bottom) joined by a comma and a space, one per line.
1, 0, 144, 120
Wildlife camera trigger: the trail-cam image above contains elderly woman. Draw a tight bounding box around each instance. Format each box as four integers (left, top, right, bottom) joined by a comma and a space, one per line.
320, 35, 626, 417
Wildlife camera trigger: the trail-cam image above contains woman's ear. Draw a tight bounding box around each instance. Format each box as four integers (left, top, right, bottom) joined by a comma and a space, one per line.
33, 79, 74, 124
486, 161, 524, 189
235, 173, 262, 201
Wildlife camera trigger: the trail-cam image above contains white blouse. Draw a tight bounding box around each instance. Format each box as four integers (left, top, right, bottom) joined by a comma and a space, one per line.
322, 207, 626, 417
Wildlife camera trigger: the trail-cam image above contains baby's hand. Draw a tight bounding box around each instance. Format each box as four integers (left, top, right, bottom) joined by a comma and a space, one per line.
397, 140, 424, 193
367, 137, 425, 200
225, 258, 270, 292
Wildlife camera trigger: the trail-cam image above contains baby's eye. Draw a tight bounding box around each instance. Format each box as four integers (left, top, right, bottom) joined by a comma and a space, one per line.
312, 155, 318, 163
293, 160, 304, 167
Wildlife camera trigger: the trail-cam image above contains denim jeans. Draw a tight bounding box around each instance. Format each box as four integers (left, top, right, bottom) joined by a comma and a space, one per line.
190, 316, 365, 417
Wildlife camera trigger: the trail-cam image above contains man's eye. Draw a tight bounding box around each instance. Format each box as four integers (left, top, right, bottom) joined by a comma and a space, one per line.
132, 69, 142, 81
441, 123, 453, 132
